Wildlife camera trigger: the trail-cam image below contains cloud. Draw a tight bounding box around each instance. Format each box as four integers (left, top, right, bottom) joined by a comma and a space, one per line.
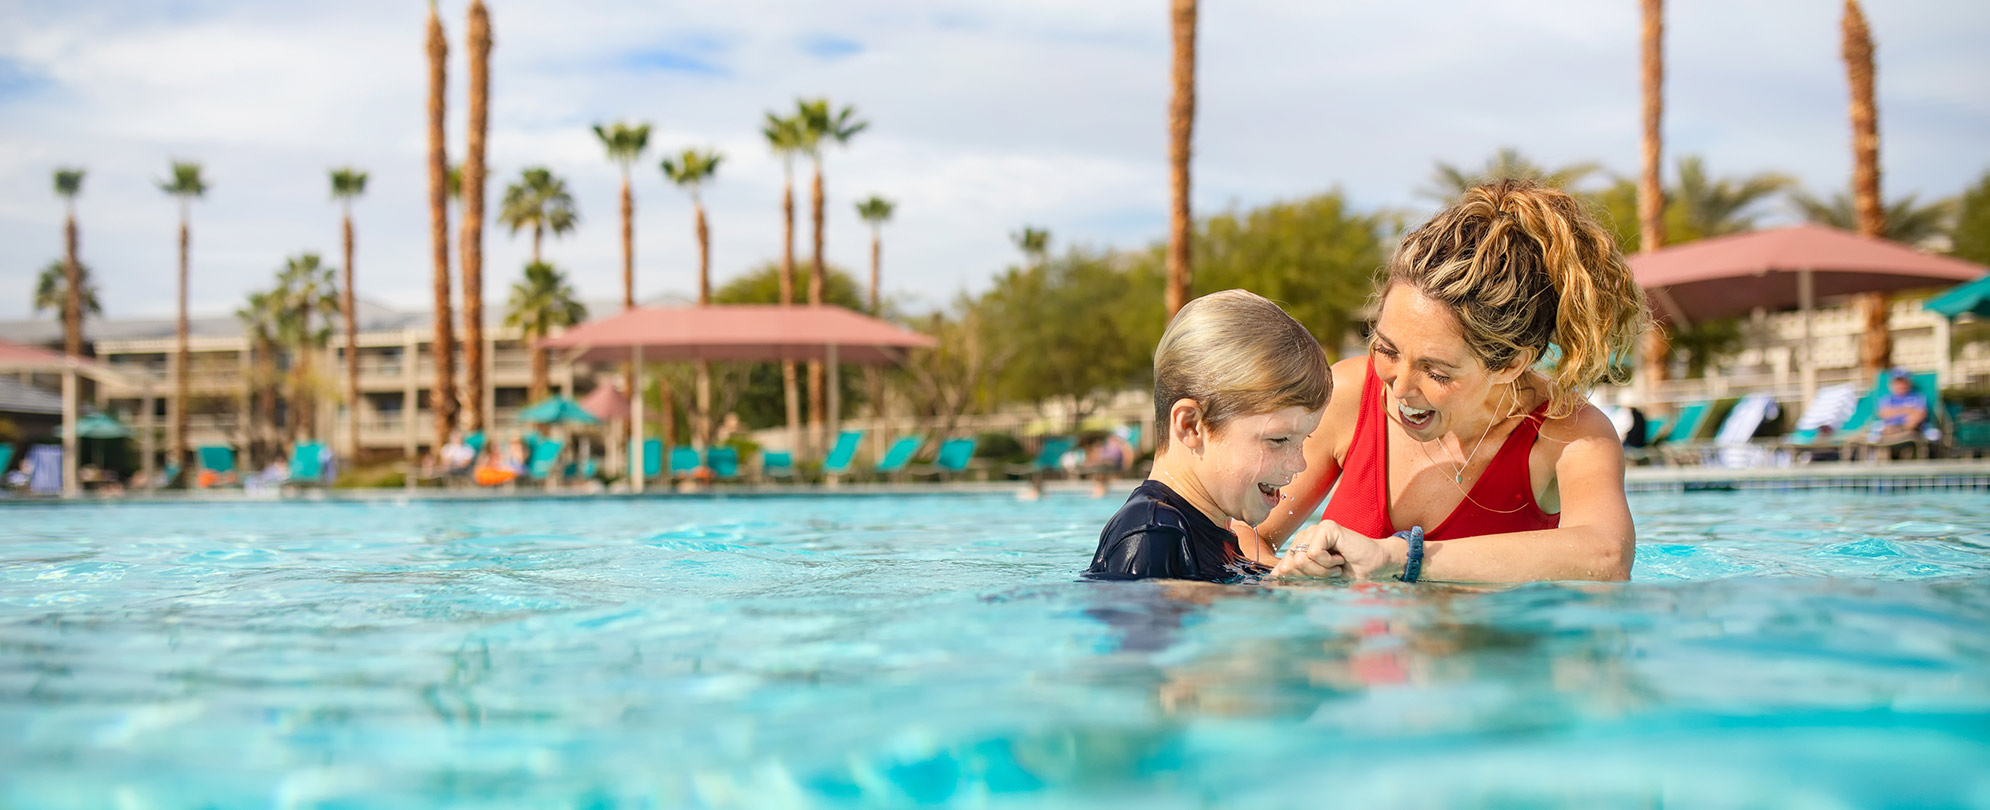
0, 0, 1986, 323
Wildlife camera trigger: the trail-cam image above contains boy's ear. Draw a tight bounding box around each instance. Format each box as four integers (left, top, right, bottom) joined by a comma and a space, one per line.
1168, 398, 1205, 452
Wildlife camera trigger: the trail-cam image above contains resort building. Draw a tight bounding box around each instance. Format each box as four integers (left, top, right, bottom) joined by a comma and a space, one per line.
0, 298, 626, 463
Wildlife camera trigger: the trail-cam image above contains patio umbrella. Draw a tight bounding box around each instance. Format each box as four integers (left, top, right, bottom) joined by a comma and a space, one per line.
517, 396, 603, 426
1925, 274, 1990, 319
74, 412, 133, 439
578, 384, 630, 421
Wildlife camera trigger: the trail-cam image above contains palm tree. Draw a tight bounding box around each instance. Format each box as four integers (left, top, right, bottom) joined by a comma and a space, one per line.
662, 147, 724, 444
330, 168, 367, 456
595, 120, 651, 469
504, 261, 588, 400
1011, 226, 1051, 268
33, 259, 101, 320
275, 254, 341, 442
235, 289, 283, 466
425, 0, 457, 452
460, 0, 493, 436
762, 111, 806, 458
795, 98, 868, 455
1673, 156, 1795, 238
498, 167, 580, 264
1842, 0, 1889, 376
594, 122, 652, 312
1790, 190, 1955, 247
1166, 0, 1197, 320
855, 196, 895, 315
1425, 147, 1604, 200
1638, 0, 1669, 398
158, 161, 208, 482
53, 168, 85, 358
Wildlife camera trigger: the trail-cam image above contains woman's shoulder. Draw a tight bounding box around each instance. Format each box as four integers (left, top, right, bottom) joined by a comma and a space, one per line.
1535, 395, 1623, 448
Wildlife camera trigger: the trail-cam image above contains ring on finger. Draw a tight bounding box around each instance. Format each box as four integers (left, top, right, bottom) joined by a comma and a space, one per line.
1289, 543, 1309, 553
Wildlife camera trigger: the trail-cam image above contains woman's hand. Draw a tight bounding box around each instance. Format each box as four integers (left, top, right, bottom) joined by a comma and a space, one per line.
1264, 522, 1346, 579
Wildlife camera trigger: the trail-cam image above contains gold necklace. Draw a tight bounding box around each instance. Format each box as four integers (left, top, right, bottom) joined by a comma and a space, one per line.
1416, 384, 1513, 485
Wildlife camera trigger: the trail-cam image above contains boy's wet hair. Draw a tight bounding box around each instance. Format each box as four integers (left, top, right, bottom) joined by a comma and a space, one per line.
1153, 289, 1332, 448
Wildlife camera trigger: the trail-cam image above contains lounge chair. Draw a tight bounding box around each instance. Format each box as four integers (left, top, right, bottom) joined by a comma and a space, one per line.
909, 437, 979, 481
759, 450, 797, 482
528, 438, 566, 479
1008, 436, 1076, 480
631, 438, 663, 480
0, 444, 14, 481
1650, 402, 1714, 465
1705, 394, 1778, 468
288, 441, 331, 486
1946, 402, 1990, 459
1852, 370, 1943, 461
1775, 383, 1860, 461
27, 444, 61, 495
197, 445, 238, 487
821, 430, 864, 483
870, 436, 923, 482
668, 446, 702, 482
706, 446, 742, 482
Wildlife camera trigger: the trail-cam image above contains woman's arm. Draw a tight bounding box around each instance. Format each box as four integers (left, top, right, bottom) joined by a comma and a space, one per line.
1276, 408, 1636, 582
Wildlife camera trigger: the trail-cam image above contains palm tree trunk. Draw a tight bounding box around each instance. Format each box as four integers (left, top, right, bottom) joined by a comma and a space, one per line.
1164, 0, 1197, 320
1844, 0, 1889, 376
63, 210, 81, 358
1637, 0, 1669, 398
297, 308, 313, 439
694, 200, 713, 444
808, 162, 826, 455
342, 211, 358, 458
779, 170, 801, 458
529, 344, 548, 401
257, 337, 276, 465
533, 223, 543, 265
175, 211, 190, 480
426, 4, 458, 451
461, 0, 491, 435
620, 170, 636, 458
869, 227, 881, 315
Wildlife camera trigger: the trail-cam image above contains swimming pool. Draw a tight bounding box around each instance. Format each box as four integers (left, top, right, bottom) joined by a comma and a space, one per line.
3, 489, 1988, 807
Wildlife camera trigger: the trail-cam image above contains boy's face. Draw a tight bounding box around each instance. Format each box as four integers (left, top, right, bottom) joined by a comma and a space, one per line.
1194, 405, 1323, 525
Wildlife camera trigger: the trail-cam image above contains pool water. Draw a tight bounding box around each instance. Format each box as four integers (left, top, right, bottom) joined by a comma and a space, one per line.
3, 489, 1989, 808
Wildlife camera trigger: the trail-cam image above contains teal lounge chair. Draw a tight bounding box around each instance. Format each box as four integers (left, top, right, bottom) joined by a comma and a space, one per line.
631, 438, 663, 480
1853, 370, 1944, 460
197, 445, 238, 486
1008, 436, 1076, 480
706, 446, 741, 482
821, 430, 865, 481
909, 437, 978, 481
760, 450, 797, 482
289, 441, 328, 485
668, 446, 702, 480
529, 439, 565, 479
871, 436, 923, 481
0, 444, 13, 479
1655, 401, 1714, 446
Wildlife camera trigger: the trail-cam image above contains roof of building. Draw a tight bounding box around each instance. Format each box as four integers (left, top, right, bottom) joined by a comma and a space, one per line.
0, 376, 63, 416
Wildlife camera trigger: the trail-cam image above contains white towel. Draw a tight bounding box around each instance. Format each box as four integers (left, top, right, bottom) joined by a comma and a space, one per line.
1795, 384, 1858, 431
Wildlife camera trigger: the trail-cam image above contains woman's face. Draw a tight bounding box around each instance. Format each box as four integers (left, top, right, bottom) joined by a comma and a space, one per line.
1370, 284, 1521, 442
1193, 405, 1322, 525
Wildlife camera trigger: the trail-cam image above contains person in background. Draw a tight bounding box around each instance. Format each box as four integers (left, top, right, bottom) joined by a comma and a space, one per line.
1871, 368, 1929, 445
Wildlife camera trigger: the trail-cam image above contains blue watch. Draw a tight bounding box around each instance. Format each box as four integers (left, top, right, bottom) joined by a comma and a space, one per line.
1394, 525, 1425, 583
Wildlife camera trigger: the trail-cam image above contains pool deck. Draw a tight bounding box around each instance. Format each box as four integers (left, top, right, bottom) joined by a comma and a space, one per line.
5, 459, 1989, 505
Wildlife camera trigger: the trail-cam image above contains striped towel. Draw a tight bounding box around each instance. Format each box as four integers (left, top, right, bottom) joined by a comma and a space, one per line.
27, 444, 61, 495
1796, 384, 1859, 431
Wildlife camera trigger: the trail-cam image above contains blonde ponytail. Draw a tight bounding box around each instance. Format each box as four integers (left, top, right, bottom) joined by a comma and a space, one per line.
1385, 179, 1651, 418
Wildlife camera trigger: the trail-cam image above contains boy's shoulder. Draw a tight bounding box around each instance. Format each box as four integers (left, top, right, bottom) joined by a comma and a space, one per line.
1103, 481, 1193, 541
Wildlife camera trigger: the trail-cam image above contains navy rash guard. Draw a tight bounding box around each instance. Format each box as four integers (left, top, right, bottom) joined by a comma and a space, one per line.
1084, 480, 1267, 582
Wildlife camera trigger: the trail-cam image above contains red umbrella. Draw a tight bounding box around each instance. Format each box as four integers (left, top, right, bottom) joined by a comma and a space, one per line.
1631, 224, 1986, 403
538, 305, 935, 492
578, 384, 629, 421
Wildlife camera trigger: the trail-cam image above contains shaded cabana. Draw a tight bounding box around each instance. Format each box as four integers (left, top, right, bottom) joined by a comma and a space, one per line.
539, 305, 936, 492
1631, 224, 1986, 402
0, 338, 146, 497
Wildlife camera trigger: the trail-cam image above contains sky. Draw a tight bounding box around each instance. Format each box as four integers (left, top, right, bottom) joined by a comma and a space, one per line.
1, 0, 1986, 322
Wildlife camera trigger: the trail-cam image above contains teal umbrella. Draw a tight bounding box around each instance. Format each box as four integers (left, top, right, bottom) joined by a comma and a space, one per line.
1925, 274, 1990, 319
75, 411, 133, 439
518, 396, 603, 426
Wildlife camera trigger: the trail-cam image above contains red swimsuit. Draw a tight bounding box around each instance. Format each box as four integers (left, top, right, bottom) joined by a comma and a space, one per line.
1321, 359, 1558, 541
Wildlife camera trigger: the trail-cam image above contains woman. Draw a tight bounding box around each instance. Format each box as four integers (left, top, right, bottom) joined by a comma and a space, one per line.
1251, 180, 1650, 582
